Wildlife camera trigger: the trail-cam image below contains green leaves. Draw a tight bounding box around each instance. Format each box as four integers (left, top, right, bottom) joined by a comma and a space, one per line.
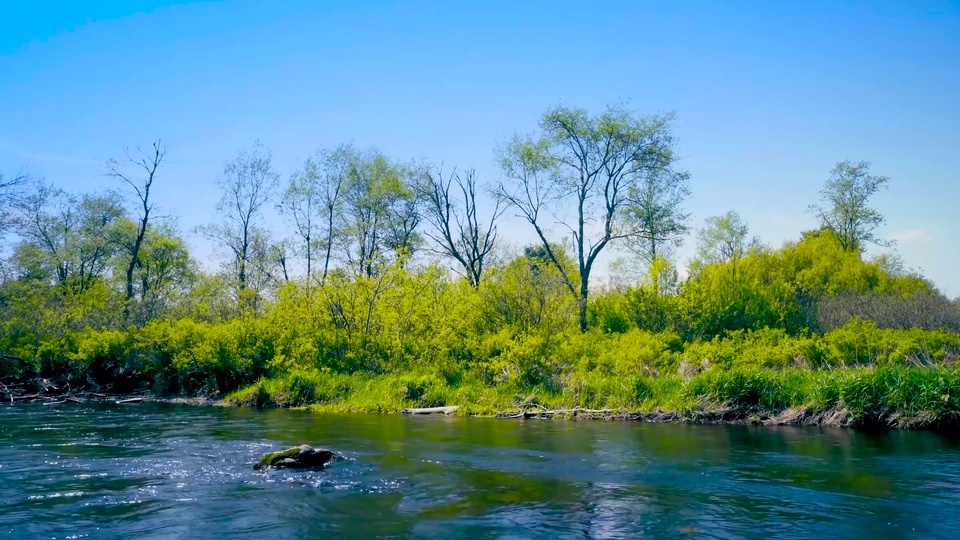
810, 160, 890, 252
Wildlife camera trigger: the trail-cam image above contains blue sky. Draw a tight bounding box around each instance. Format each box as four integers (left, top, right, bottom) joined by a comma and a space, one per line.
1, 1, 958, 294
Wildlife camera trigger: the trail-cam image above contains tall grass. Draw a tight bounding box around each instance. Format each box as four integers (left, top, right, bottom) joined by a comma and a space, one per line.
224, 365, 960, 429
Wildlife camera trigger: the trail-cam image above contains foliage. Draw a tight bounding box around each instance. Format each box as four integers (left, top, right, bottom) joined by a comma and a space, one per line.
809, 160, 889, 252
2, 113, 958, 430
497, 104, 684, 331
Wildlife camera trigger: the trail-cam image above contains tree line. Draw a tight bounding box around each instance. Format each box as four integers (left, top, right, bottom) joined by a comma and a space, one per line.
3, 104, 959, 424
1, 104, 921, 335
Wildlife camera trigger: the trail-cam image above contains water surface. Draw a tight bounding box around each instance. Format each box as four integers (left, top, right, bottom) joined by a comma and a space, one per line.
2, 403, 958, 538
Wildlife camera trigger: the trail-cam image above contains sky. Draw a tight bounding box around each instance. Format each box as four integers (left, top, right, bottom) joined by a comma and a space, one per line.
1, 0, 958, 295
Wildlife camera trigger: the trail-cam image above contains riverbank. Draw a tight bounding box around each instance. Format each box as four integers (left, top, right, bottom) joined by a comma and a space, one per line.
220, 366, 960, 431
4, 366, 959, 431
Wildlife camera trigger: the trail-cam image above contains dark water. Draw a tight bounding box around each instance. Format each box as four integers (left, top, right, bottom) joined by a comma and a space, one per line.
2, 405, 959, 539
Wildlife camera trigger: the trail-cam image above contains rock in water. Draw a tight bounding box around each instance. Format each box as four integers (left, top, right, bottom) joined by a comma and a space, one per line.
254, 445, 335, 470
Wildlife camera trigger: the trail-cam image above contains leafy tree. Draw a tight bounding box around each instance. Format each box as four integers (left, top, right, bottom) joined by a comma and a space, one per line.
810, 160, 889, 252
624, 168, 691, 266
498, 104, 682, 332
130, 225, 194, 321
695, 211, 761, 266
421, 166, 504, 287
340, 149, 421, 277
279, 145, 351, 283
13, 183, 125, 294
199, 142, 279, 297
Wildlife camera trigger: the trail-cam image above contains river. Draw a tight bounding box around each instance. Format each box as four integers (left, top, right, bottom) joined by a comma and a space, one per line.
1, 403, 959, 539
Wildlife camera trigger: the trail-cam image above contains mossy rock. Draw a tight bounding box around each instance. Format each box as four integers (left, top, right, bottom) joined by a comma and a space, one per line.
254, 445, 335, 470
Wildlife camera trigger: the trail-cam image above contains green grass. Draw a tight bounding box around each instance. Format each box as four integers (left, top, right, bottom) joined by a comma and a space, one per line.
223, 365, 960, 429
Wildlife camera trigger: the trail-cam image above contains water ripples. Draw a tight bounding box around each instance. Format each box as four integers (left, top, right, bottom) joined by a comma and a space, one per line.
2, 403, 960, 538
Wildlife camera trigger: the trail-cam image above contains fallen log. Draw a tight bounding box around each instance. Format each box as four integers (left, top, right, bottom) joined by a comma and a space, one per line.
43, 400, 66, 406
497, 407, 616, 419
116, 397, 145, 404
12, 393, 41, 401
402, 406, 460, 415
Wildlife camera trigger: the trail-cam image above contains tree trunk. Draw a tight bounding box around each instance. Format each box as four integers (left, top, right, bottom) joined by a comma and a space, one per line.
578, 299, 588, 333
578, 275, 589, 333
125, 213, 148, 301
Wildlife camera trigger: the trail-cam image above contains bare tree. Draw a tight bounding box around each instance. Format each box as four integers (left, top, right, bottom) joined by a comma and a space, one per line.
107, 140, 165, 302
421, 166, 504, 287
497, 104, 681, 332
199, 142, 279, 294
0, 172, 28, 242
818, 291, 960, 334
809, 160, 889, 252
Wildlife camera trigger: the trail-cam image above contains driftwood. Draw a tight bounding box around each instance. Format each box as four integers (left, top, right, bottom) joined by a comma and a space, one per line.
0, 372, 136, 404
402, 406, 460, 415
497, 407, 615, 419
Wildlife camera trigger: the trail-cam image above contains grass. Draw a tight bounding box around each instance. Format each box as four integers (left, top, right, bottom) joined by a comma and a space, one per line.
223, 365, 960, 430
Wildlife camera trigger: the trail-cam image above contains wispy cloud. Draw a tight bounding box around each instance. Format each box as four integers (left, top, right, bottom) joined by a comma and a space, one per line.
888, 229, 934, 245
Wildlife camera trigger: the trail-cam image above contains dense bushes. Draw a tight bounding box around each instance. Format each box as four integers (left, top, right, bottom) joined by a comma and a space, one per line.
2, 231, 959, 429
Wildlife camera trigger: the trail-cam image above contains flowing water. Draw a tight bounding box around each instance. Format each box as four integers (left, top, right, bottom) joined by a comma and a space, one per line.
2, 403, 959, 539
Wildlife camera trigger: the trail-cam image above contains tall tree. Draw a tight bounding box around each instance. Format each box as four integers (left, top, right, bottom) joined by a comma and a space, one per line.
114, 223, 194, 323
340, 149, 420, 277
107, 140, 165, 303
624, 168, 691, 266
279, 145, 350, 283
199, 142, 279, 294
810, 160, 889, 252
421, 166, 504, 287
497, 104, 682, 332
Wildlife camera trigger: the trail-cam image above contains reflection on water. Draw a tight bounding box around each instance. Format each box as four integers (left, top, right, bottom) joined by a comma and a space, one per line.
1, 403, 959, 538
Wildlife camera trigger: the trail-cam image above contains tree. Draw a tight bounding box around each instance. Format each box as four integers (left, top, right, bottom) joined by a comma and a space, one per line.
497, 104, 682, 332
107, 140, 165, 304
13, 183, 125, 294
118, 223, 194, 323
340, 149, 421, 277
692, 210, 763, 319
279, 145, 350, 283
199, 142, 279, 295
810, 160, 889, 252
695, 211, 760, 265
421, 166, 504, 287
0, 172, 28, 243
624, 168, 691, 266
